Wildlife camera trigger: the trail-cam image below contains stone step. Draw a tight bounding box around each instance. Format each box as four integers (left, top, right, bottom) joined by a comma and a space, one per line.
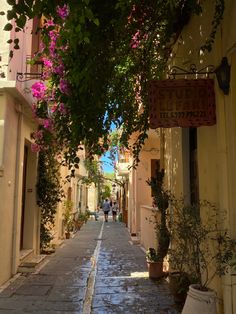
131, 236, 140, 245
18, 254, 47, 273
19, 249, 34, 262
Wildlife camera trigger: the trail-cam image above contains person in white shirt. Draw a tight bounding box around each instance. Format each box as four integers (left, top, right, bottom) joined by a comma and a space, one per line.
112, 201, 119, 222
102, 199, 110, 222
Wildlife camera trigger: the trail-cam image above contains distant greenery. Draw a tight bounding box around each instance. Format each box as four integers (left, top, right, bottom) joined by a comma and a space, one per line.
101, 184, 111, 200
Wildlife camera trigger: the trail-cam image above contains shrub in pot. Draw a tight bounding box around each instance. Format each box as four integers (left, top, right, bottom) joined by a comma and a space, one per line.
146, 247, 164, 279
146, 169, 170, 278
63, 200, 74, 238
169, 200, 236, 314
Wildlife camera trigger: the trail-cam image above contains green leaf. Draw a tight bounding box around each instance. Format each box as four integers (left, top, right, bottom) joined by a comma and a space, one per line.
84, 36, 90, 43
0, 11, 5, 15
7, 39, 13, 44
16, 15, 27, 29
85, 7, 94, 20
7, 0, 15, 5
7, 10, 16, 20
14, 38, 19, 44
93, 18, 99, 26
9, 50, 13, 58
4, 23, 13, 31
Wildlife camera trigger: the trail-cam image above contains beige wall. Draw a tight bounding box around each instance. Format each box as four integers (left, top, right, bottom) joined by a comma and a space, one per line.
0, 90, 39, 285
0, 3, 40, 285
140, 205, 157, 250
128, 129, 160, 236
163, 1, 236, 313
0, 94, 17, 284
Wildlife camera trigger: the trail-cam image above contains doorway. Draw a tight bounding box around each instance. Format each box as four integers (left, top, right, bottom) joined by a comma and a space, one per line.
189, 128, 199, 205
20, 145, 28, 249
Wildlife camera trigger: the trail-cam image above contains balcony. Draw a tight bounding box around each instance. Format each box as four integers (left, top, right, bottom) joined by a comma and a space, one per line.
116, 161, 130, 176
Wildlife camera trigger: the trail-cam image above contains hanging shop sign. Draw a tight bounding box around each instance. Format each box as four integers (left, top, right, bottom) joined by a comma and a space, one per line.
148, 79, 216, 128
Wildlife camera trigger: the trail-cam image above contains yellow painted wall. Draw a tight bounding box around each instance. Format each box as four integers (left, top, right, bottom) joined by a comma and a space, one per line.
128, 129, 160, 236
163, 1, 236, 313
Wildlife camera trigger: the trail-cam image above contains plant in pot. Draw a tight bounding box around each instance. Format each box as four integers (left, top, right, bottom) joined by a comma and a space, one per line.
168, 198, 200, 304
63, 200, 74, 239
171, 200, 236, 314
146, 168, 171, 279
73, 210, 86, 231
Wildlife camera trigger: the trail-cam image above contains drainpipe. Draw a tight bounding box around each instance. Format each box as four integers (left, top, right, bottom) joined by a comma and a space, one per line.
11, 103, 23, 275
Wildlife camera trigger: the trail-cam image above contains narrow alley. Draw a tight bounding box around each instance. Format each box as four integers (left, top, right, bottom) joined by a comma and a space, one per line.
0, 216, 180, 314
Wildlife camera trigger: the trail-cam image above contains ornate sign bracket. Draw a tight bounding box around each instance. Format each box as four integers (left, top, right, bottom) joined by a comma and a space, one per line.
16, 72, 42, 82
167, 64, 215, 79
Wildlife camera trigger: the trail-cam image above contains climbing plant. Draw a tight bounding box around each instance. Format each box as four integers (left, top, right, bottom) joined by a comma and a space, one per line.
3, 0, 225, 168
37, 149, 63, 252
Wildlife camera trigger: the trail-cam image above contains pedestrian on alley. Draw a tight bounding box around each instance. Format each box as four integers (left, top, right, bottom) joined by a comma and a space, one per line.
102, 198, 111, 222
112, 201, 119, 222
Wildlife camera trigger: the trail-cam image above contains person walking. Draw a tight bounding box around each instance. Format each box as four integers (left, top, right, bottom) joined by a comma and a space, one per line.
102, 198, 111, 222
112, 201, 119, 222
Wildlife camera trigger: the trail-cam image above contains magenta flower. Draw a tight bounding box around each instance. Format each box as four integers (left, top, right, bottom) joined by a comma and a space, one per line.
31, 143, 41, 153
130, 30, 141, 49
31, 103, 37, 117
43, 118, 53, 130
54, 64, 64, 76
59, 103, 67, 115
31, 81, 46, 99
56, 4, 69, 20
45, 20, 55, 28
43, 58, 53, 68
34, 130, 44, 140
59, 79, 70, 95
51, 103, 58, 113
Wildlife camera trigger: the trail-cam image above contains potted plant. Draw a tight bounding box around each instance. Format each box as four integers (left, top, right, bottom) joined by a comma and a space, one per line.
72, 210, 83, 231
146, 168, 170, 279
168, 199, 200, 303
146, 247, 165, 279
170, 200, 236, 314
63, 200, 74, 239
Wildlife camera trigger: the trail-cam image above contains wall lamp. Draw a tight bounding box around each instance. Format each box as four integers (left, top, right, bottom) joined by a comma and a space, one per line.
215, 57, 231, 95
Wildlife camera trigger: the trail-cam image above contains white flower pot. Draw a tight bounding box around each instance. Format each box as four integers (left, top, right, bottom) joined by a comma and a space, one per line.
182, 284, 217, 314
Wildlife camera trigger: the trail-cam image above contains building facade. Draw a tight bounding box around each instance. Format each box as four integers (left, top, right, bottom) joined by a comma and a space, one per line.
159, 1, 236, 313
0, 2, 40, 285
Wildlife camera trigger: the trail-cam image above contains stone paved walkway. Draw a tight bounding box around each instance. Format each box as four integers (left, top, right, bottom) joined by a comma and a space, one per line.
0, 216, 181, 314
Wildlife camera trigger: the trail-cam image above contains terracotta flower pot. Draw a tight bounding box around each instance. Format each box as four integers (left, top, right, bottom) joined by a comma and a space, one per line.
65, 231, 70, 239
182, 284, 217, 314
147, 260, 164, 279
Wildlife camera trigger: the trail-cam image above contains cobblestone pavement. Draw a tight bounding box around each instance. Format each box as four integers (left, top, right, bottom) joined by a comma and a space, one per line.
0, 215, 181, 314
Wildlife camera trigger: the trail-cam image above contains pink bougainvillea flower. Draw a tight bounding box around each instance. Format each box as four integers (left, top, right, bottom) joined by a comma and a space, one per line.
54, 64, 65, 76
34, 130, 44, 140
43, 118, 53, 130
43, 58, 53, 68
130, 30, 141, 49
59, 79, 70, 95
56, 4, 70, 20
59, 103, 67, 115
45, 20, 55, 28
51, 103, 58, 113
31, 81, 46, 99
31, 143, 41, 153
31, 103, 37, 117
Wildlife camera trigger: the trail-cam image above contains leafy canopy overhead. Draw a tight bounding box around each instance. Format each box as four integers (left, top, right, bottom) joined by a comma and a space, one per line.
3, 0, 225, 167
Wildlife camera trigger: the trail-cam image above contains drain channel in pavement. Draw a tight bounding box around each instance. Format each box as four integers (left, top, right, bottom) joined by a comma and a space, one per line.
83, 222, 104, 314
